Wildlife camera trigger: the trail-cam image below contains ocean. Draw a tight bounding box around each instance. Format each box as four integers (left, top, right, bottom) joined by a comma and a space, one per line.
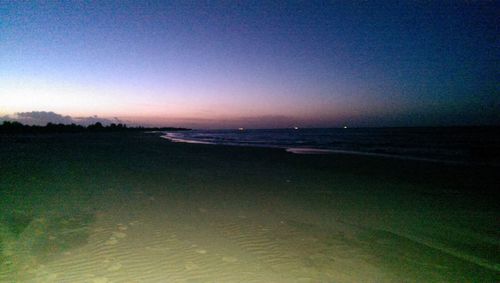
162, 127, 500, 165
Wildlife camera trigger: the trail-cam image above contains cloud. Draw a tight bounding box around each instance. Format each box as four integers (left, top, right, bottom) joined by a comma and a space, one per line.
1, 111, 73, 125
0, 111, 122, 126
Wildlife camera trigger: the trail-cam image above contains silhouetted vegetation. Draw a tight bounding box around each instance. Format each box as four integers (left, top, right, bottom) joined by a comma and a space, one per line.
0, 121, 190, 134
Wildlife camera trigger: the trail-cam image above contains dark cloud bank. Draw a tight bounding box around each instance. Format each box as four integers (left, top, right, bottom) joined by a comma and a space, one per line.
1, 111, 123, 126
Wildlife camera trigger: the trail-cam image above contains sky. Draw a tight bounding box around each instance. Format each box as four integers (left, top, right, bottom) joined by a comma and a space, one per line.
1, 1, 498, 128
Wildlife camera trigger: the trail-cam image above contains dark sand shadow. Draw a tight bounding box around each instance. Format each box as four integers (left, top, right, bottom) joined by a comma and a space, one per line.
0, 210, 95, 281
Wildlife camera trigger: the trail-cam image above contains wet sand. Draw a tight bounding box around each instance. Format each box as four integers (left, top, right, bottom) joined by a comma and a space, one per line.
0, 132, 498, 282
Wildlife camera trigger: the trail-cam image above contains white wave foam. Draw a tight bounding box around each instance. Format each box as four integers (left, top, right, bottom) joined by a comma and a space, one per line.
161, 134, 214, 145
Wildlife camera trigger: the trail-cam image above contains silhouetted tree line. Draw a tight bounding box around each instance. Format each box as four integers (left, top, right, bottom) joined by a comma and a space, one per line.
0, 121, 190, 134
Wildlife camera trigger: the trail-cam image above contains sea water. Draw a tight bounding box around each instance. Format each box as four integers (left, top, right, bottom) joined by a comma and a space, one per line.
162, 127, 500, 165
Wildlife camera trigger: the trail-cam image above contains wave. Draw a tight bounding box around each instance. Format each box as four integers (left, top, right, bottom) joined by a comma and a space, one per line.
160, 128, 500, 166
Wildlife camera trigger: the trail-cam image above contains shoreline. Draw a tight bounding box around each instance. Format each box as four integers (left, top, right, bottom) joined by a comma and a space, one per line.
161, 132, 500, 168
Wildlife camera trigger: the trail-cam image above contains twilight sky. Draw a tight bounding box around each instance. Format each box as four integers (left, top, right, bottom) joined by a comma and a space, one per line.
1, 1, 498, 128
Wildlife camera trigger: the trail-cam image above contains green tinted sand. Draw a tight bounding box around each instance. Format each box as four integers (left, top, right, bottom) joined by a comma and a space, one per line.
0, 133, 498, 282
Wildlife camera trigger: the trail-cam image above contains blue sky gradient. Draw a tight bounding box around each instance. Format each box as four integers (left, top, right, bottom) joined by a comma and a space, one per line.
1, 1, 498, 128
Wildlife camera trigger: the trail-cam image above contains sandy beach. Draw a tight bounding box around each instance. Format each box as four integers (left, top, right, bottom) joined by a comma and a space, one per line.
0, 132, 498, 282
